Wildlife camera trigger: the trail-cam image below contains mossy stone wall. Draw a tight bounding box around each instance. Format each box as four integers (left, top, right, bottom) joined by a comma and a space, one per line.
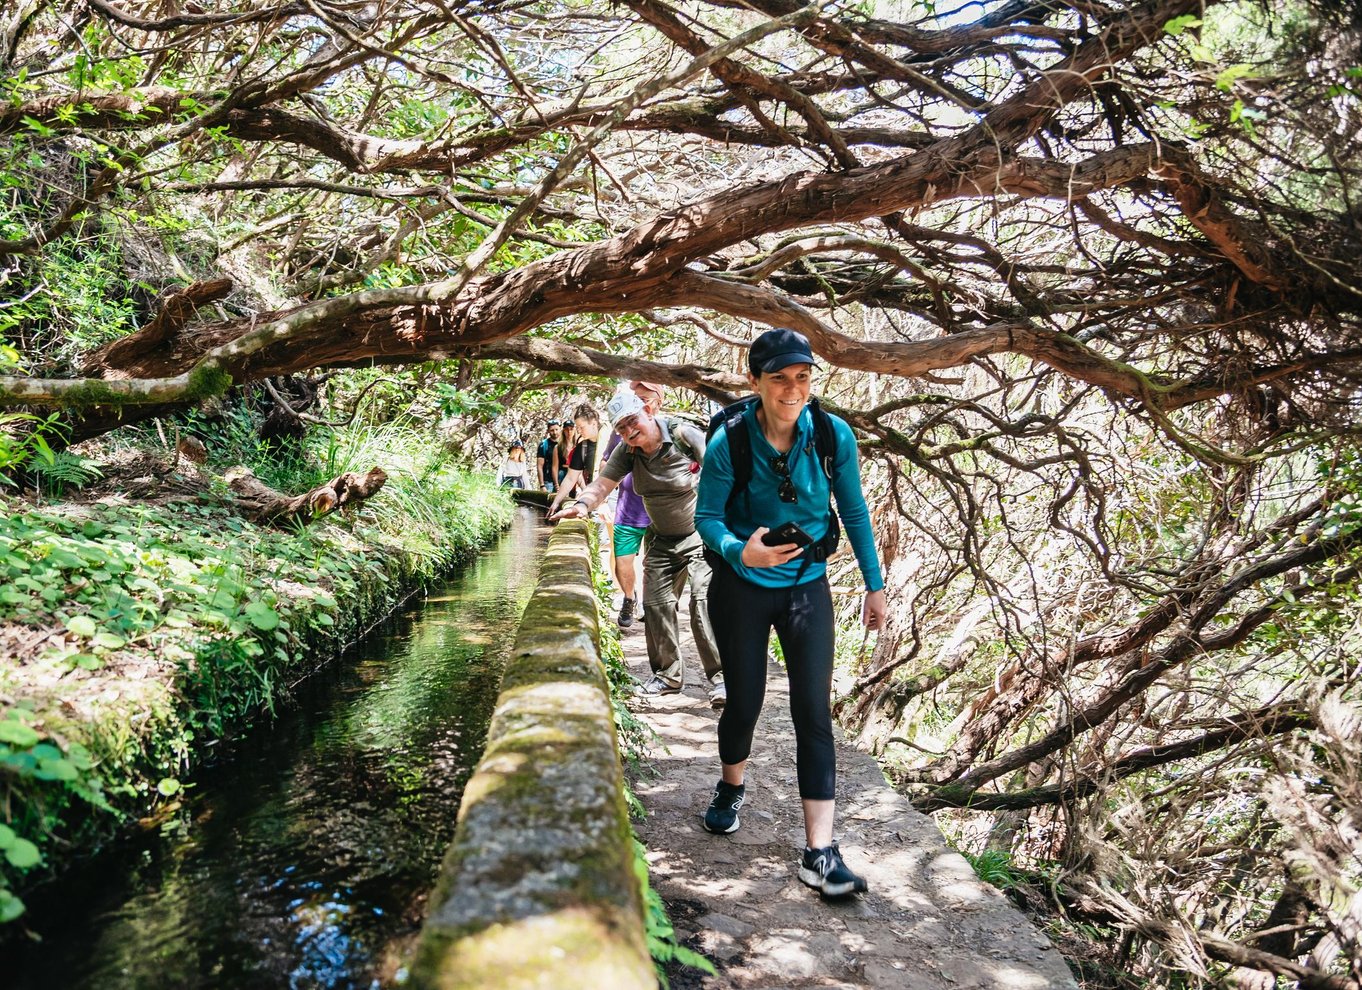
510, 488, 553, 509
408, 520, 655, 990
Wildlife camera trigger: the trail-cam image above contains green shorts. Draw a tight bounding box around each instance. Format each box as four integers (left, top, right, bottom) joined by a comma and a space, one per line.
613, 524, 647, 558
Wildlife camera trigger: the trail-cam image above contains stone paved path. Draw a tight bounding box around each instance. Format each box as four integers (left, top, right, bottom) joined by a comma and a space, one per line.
619, 592, 1078, 990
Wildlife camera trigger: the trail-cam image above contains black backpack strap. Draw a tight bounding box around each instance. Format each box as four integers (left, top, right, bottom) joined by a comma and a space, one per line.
804, 397, 843, 577
723, 411, 753, 516
706, 395, 760, 517
807, 397, 839, 480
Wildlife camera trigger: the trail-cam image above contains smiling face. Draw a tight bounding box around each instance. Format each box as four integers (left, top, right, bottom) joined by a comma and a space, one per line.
750, 362, 813, 432
613, 410, 662, 452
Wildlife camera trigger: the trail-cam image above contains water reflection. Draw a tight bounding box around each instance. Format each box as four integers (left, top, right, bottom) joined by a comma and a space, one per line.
2, 508, 548, 989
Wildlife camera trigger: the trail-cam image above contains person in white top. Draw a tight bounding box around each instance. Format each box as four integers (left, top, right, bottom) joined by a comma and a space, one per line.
496, 440, 531, 489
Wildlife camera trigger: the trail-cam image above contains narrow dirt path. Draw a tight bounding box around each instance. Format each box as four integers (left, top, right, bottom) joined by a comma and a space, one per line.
620, 593, 1078, 989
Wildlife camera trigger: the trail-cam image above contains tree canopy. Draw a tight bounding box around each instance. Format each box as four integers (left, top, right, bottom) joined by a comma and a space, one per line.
2, 0, 1357, 421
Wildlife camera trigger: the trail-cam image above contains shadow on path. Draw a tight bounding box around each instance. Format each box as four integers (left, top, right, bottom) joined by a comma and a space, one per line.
620, 593, 1078, 989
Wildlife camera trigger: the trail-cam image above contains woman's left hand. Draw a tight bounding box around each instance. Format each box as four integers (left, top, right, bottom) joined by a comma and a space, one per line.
740, 528, 804, 569
862, 589, 886, 630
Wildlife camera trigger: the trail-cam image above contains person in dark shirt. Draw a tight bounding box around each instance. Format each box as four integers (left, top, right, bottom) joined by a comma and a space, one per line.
569, 408, 598, 484
536, 420, 561, 491
547, 403, 600, 513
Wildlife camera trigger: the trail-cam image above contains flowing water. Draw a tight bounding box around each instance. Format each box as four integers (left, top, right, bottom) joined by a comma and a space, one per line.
2, 507, 548, 989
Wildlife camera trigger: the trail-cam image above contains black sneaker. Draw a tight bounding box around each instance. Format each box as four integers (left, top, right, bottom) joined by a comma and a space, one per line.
618, 597, 636, 628
702, 780, 744, 834
799, 842, 868, 898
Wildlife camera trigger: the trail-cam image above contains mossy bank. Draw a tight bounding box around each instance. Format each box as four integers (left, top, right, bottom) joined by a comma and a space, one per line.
0, 467, 514, 927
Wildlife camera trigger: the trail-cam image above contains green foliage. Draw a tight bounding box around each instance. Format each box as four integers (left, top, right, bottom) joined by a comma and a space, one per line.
435, 383, 505, 421
0, 412, 68, 482
1163, 15, 1202, 36
0, 456, 511, 922
168, 403, 514, 571
633, 837, 717, 988
0, 705, 112, 924
588, 535, 656, 768
27, 449, 103, 496
962, 848, 1023, 891
0, 202, 145, 367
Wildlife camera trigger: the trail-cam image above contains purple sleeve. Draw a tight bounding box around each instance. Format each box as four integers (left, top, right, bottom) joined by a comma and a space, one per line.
604, 432, 650, 526
615, 475, 650, 527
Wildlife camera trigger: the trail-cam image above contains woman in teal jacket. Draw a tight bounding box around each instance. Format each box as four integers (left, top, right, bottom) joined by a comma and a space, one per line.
695, 327, 886, 899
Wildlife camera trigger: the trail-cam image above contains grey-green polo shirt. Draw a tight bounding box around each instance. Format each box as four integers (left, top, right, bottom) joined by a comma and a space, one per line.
601, 416, 706, 537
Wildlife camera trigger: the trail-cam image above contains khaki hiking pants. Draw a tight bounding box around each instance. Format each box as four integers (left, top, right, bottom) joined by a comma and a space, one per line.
641, 529, 722, 686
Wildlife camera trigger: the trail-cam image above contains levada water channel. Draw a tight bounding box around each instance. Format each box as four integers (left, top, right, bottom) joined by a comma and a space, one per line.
1, 507, 550, 989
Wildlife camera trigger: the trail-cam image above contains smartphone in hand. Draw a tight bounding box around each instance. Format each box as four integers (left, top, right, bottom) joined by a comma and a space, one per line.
761, 521, 813, 547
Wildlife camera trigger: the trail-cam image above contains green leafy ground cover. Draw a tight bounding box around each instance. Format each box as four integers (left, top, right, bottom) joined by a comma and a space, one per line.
0, 465, 513, 926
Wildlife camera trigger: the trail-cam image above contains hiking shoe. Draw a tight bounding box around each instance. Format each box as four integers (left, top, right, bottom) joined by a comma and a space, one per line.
708, 677, 726, 710
617, 597, 637, 628
799, 842, 868, 898
635, 674, 682, 696
703, 780, 745, 834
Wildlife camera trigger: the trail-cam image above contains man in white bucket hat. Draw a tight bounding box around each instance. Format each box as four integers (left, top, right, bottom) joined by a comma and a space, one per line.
552, 385, 724, 707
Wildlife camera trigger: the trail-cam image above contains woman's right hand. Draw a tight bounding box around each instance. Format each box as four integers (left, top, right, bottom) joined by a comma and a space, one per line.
740, 527, 804, 569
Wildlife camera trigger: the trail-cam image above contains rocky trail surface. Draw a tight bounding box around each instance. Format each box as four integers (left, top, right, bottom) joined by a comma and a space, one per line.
620, 595, 1078, 990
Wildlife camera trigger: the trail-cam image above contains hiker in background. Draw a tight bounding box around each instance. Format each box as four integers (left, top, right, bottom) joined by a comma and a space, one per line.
695, 327, 886, 899
536, 419, 561, 491
496, 439, 530, 489
547, 404, 602, 516
553, 420, 577, 494
550, 387, 725, 708
603, 381, 663, 629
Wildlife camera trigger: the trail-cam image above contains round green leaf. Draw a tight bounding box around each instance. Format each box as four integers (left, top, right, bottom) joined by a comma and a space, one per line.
0, 888, 25, 923
65, 614, 97, 639
244, 601, 280, 631
5, 838, 40, 869
36, 758, 78, 782
156, 777, 181, 797
0, 722, 40, 748
0, 824, 15, 849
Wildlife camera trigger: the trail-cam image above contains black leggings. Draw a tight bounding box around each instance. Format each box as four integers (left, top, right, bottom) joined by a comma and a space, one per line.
708, 561, 837, 800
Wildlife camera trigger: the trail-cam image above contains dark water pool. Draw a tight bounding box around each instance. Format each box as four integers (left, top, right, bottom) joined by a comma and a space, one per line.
1, 507, 548, 989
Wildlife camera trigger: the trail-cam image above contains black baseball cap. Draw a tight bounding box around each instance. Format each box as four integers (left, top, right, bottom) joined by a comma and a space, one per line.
749, 328, 817, 374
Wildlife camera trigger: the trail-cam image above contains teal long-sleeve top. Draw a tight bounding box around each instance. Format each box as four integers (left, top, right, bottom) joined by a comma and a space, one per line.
696, 405, 885, 592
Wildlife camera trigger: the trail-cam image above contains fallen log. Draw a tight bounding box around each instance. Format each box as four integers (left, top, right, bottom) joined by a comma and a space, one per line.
223, 465, 388, 525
